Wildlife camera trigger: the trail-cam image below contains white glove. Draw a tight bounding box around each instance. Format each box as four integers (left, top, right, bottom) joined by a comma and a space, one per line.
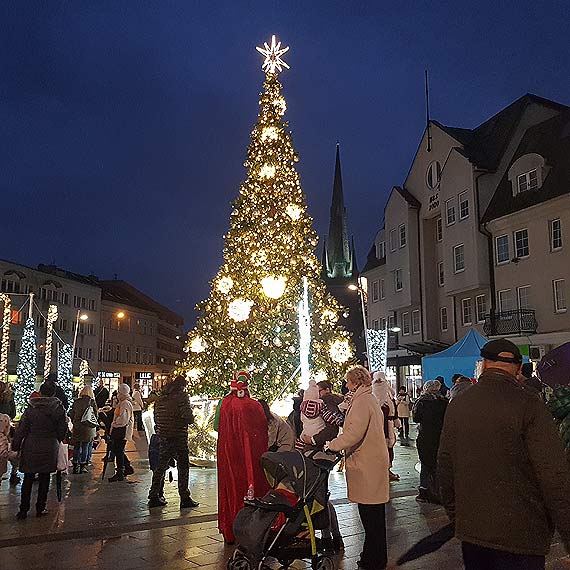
323, 442, 331, 452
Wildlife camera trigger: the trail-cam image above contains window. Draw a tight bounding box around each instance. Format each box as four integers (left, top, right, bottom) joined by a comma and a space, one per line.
89, 299, 96, 311
394, 269, 403, 292
453, 244, 465, 273
446, 199, 456, 226
40, 287, 58, 302
126, 346, 131, 363
377, 240, 386, 259
81, 297, 87, 309
74, 346, 83, 358
412, 310, 420, 334
380, 279, 385, 300
1, 279, 20, 293
10, 310, 20, 325
388, 315, 395, 330
59, 319, 68, 332
517, 169, 538, 193
372, 281, 379, 302
461, 298, 473, 326
514, 229, 529, 258
517, 286, 532, 310
86, 348, 93, 359
426, 160, 442, 190
106, 344, 112, 362
73, 296, 81, 308
115, 344, 121, 362
438, 261, 444, 286
496, 235, 510, 264
402, 312, 411, 335
380, 317, 387, 330
476, 295, 487, 323
35, 314, 46, 328
459, 191, 469, 220
436, 217, 443, 241
389, 229, 397, 252
440, 307, 448, 331
61, 292, 69, 305
554, 279, 567, 312
135, 347, 140, 364
550, 219, 562, 251
372, 319, 379, 330
498, 289, 514, 312
399, 224, 407, 248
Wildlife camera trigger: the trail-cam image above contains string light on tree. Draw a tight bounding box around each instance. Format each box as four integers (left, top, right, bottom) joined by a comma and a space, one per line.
15, 317, 37, 416
329, 338, 353, 364
286, 204, 302, 221
79, 359, 89, 386
190, 336, 208, 353
217, 277, 234, 294
57, 343, 73, 408
43, 304, 58, 378
261, 126, 279, 142
0, 294, 11, 382
259, 164, 276, 179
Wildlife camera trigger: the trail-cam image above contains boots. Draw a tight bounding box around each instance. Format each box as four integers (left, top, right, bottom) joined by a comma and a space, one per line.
79, 464, 88, 474
72, 464, 79, 475
108, 471, 124, 482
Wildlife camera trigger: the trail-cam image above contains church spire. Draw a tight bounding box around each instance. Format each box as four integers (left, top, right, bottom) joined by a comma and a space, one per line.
324, 143, 354, 279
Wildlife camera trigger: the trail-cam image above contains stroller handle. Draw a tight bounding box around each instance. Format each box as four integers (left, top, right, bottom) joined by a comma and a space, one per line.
305, 448, 343, 460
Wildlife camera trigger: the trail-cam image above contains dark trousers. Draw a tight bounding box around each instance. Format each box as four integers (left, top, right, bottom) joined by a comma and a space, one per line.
133, 410, 143, 431
148, 436, 190, 500
400, 417, 410, 438
20, 473, 50, 514
462, 542, 545, 570
110, 439, 130, 472
357, 503, 387, 569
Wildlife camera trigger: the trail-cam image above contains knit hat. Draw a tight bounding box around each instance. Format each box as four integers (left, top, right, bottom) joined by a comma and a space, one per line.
303, 379, 321, 402
480, 339, 522, 364
230, 370, 250, 391
372, 370, 386, 383
118, 383, 131, 396
0, 413, 10, 436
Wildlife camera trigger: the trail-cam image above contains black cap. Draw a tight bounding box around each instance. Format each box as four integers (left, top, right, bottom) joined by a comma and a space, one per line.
480, 339, 522, 364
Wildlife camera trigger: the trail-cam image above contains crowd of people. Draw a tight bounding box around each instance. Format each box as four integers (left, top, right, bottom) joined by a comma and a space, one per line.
1, 339, 570, 569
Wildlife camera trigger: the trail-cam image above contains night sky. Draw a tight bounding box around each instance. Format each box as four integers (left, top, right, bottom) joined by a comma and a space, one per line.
3, 2, 570, 328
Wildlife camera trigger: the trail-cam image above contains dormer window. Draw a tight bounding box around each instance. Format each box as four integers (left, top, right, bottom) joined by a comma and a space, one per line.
517, 169, 538, 193
508, 154, 547, 196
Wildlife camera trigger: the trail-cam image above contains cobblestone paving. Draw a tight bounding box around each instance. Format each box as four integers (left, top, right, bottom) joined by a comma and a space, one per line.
1, 434, 568, 569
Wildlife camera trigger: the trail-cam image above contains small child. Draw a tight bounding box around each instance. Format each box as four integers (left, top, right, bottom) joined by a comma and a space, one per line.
0, 413, 18, 486
296, 380, 326, 449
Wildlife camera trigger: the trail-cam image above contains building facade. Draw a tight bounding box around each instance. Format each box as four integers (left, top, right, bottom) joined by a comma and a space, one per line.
0, 260, 185, 396
362, 94, 570, 388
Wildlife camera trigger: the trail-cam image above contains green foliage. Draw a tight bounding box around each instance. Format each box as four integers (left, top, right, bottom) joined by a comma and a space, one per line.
15, 317, 37, 416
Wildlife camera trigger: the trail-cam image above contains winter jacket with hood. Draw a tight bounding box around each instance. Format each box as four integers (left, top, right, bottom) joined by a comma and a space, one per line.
413, 392, 448, 469
12, 396, 68, 473
438, 368, 570, 556
153, 382, 194, 439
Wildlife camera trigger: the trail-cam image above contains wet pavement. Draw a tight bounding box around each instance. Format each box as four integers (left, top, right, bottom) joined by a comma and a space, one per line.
1, 433, 568, 569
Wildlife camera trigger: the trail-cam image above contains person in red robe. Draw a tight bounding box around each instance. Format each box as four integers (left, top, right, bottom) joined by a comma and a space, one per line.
216, 370, 269, 544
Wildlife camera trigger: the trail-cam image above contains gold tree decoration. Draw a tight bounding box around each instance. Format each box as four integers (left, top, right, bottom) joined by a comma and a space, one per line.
179, 36, 353, 401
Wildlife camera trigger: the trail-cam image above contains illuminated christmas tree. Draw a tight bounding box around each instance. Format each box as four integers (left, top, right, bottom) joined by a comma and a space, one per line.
57, 343, 73, 410
15, 317, 37, 416
181, 36, 354, 401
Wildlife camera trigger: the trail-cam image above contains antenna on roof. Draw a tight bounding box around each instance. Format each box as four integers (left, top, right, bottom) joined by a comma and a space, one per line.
425, 69, 432, 152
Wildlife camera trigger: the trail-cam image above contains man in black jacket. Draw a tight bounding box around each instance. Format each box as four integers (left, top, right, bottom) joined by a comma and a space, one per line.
147, 375, 199, 509
438, 339, 570, 570
45, 372, 69, 412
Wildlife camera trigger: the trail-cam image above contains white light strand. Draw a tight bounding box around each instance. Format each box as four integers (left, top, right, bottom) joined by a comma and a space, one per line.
15, 317, 37, 416
298, 277, 311, 385
57, 343, 73, 407
367, 328, 388, 372
43, 304, 58, 378
0, 294, 12, 381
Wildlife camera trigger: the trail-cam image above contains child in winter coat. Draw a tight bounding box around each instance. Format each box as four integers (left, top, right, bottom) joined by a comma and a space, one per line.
296, 380, 326, 449
0, 413, 18, 485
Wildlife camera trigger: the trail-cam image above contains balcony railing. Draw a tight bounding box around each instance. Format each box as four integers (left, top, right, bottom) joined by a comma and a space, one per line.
483, 309, 538, 336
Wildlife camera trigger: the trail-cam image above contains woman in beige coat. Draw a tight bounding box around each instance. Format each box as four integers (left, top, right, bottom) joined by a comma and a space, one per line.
328, 365, 390, 570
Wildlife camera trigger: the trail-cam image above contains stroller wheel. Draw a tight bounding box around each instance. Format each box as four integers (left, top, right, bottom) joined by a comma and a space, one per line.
227, 550, 252, 570
313, 555, 334, 570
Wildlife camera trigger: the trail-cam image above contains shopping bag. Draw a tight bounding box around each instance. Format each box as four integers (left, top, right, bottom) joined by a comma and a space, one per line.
57, 442, 70, 472
81, 404, 98, 428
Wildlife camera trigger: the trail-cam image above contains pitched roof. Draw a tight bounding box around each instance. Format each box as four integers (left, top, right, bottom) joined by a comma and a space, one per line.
362, 244, 386, 273
435, 94, 569, 170
482, 110, 570, 222
98, 280, 184, 326
395, 185, 421, 208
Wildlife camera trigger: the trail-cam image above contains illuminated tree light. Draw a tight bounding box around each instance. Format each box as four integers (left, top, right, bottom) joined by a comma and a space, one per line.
286, 204, 302, 221
190, 336, 208, 353
259, 164, 276, 179
43, 304, 58, 378
57, 343, 73, 409
261, 126, 279, 141
256, 35, 290, 74
228, 299, 254, 322
0, 294, 11, 382
216, 276, 234, 294
329, 338, 353, 364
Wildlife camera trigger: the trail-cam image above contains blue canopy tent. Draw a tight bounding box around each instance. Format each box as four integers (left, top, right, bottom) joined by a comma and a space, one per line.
422, 329, 488, 386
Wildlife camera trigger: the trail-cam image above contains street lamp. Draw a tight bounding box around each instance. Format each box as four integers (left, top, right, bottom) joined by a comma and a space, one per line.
72, 310, 89, 363
116, 311, 126, 320
347, 278, 370, 358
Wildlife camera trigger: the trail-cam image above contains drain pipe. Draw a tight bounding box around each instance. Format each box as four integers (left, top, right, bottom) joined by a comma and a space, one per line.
474, 170, 496, 335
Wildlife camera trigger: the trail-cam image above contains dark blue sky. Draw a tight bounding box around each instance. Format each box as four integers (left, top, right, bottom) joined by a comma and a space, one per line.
3, 1, 570, 327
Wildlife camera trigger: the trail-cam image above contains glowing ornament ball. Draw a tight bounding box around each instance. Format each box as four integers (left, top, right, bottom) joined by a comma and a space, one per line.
217, 276, 234, 294
260, 164, 276, 179
286, 204, 302, 221
329, 338, 353, 364
228, 298, 254, 322
261, 275, 286, 299
190, 336, 208, 354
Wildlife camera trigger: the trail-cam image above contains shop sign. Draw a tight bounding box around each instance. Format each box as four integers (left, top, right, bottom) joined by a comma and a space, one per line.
136, 372, 154, 380
99, 371, 121, 379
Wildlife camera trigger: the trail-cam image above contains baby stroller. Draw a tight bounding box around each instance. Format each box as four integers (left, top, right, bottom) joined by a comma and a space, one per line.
228, 449, 341, 570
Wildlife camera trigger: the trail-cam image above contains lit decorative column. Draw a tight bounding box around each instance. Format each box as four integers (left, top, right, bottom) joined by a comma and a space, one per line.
0, 294, 12, 382
43, 304, 58, 378
298, 277, 311, 385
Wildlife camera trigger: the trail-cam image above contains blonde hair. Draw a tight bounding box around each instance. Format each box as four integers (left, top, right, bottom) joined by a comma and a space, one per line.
345, 365, 372, 388
79, 386, 95, 399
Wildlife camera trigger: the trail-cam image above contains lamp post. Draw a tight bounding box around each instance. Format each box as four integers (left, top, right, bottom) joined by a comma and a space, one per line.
348, 277, 370, 360
72, 310, 89, 364
98, 310, 126, 380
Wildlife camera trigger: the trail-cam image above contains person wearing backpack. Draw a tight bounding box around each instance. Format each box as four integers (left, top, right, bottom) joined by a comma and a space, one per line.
69, 386, 98, 474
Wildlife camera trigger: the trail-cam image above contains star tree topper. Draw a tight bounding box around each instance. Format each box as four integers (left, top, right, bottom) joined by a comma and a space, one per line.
256, 35, 290, 73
